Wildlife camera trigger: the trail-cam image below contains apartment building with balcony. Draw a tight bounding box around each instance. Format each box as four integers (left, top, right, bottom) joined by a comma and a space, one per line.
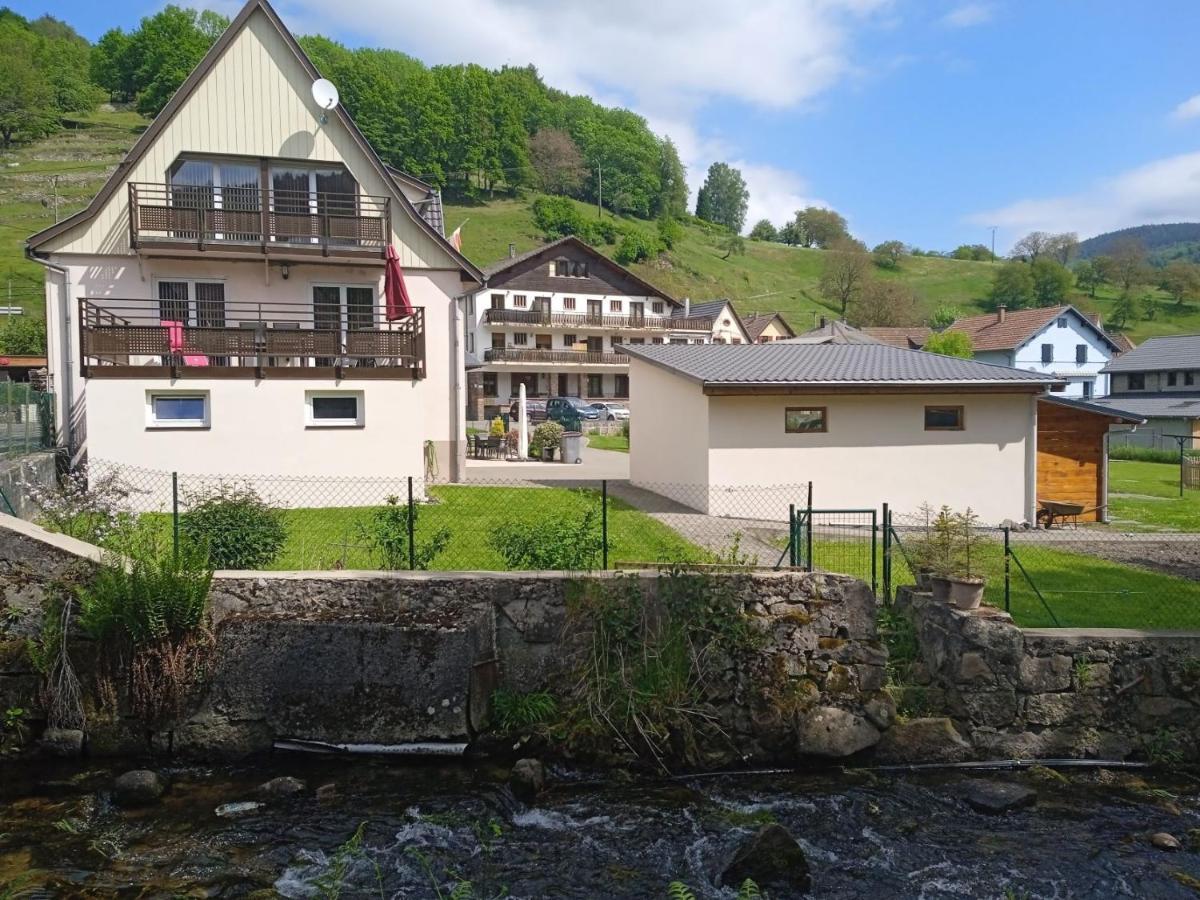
464, 237, 714, 420
25, 0, 482, 486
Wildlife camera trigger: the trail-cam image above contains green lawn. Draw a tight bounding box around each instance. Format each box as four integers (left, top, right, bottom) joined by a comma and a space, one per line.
1108, 459, 1200, 532
587, 433, 628, 453
242, 484, 704, 570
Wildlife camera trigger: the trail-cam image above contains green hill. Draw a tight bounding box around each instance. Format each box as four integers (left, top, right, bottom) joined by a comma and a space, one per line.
446, 197, 1199, 342
1078, 223, 1200, 264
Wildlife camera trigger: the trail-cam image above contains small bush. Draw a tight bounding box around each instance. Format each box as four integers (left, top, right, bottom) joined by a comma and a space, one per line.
657, 215, 684, 249
24, 465, 139, 548
491, 689, 557, 732
531, 195, 586, 239
614, 228, 659, 264
359, 495, 450, 570
529, 420, 565, 457
489, 503, 602, 569
1109, 443, 1193, 464
620, 419, 630, 439
179, 483, 286, 570
489, 416, 505, 438
588, 217, 621, 245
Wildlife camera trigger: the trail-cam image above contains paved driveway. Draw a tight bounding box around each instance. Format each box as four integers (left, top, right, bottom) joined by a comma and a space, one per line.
464, 442, 629, 483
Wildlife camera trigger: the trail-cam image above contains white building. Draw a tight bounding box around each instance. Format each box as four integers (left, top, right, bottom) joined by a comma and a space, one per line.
464, 237, 714, 420
25, 0, 481, 489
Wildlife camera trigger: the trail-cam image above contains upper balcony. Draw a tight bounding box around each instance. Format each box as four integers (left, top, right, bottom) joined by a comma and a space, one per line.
483, 348, 627, 366
79, 297, 424, 380
128, 183, 391, 263
484, 308, 713, 332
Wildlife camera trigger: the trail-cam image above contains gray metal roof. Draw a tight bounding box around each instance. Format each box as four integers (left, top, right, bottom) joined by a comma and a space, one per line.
1039, 394, 1145, 424
621, 342, 1058, 387
1087, 393, 1200, 420
1101, 334, 1200, 373
783, 321, 885, 345
687, 299, 734, 318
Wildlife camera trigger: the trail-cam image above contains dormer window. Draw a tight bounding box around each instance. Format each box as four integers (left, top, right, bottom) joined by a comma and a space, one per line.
553, 259, 587, 278
1128, 374, 1145, 391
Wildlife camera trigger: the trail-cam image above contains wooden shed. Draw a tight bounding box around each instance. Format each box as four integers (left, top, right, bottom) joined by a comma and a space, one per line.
1036, 396, 1145, 522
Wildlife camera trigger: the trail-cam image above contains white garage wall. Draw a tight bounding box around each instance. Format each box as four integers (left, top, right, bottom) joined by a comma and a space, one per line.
628, 358, 711, 510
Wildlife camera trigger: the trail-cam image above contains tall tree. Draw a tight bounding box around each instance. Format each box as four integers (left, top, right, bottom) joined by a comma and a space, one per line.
694, 162, 749, 233
528, 128, 585, 196
923, 331, 973, 358
0, 22, 56, 148
653, 137, 688, 219
1044, 232, 1079, 266
989, 261, 1035, 309
872, 240, 906, 269
851, 280, 918, 327
1030, 258, 1072, 306
818, 239, 871, 319
795, 206, 849, 248
1108, 237, 1148, 292
124, 6, 228, 116
749, 219, 777, 241
1011, 231, 1051, 261
1159, 260, 1200, 306
1073, 259, 1105, 297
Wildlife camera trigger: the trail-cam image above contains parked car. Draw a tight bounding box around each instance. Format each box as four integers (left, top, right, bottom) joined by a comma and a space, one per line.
590, 402, 630, 421
508, 398, 548, 424
547, 396, 600, 425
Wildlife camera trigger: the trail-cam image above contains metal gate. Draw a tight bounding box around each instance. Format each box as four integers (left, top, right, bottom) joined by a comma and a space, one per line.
783, 500, 878, 595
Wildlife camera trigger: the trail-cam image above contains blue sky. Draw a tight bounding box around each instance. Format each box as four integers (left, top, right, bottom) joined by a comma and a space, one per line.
12, 0, 1200, 252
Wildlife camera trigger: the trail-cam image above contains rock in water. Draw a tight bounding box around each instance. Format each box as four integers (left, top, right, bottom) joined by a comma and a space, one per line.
958, 780, 1037, 814
256, 776, 306, 798
1151, 832, 1181, 851
112, 770, 167, 807
215, 801, 264, 818
720, 823, 812, 894
874, 718, 971, 764
509, 758, 546, 801
795, 706, 880, 758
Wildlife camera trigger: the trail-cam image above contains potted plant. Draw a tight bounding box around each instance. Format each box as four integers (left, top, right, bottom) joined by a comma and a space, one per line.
925, 506, 957, 602
945, 508, 985, 610
529, 421, 564, 462
906, 502, 938, 592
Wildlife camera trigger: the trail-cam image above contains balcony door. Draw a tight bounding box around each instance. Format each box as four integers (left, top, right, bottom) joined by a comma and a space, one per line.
168, 159, 261, 241
271, 166, 357, 244
629, 302, 645, 325
587, 299, 602, 323
157, 279, 226, 328
313, 285, 375, 365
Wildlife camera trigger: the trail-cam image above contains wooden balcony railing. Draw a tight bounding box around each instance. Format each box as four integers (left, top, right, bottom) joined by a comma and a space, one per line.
485, 308, 713, 331
128, 183, 391, 258
483, 348, 627, 365
79, 298, 424, 379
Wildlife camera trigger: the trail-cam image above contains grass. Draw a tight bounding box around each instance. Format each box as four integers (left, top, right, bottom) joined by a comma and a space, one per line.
183, 484, 706, 570
1108, 459, 1200, 531
444, 194, 1200, 342
587, 433, 629, 453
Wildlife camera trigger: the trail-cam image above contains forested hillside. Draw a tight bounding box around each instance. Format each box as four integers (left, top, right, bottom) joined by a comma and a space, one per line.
1078, 224, 1200, 265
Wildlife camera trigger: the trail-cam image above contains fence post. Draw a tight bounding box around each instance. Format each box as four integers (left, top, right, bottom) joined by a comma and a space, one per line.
805, 482, 813, 573
882, 503, 890, 601
601, 479, 609, 570
788, 503, 796, 568
407, 476, 416, 570
870, 509, 878, 597
171, 471, 180, 561
1003, 525, 1011, 613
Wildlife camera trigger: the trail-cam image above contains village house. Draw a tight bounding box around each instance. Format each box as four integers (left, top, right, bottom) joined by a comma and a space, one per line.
742, 311, 795, 343
25, 0, 481, 486
1094, 334, 1200, 451
463, 237, 714, 420
624, 342, 1060, 523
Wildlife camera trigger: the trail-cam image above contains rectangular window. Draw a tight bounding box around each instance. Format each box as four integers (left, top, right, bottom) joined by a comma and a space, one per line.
306, 391, 363, 427
652, 301, 664, 314
670, 338, 686, 344
1041, 344, 1053, 364
1056, 317, 1068, 328
1075, 344, 1087, 365
553, 260, 587, 277
512, 332, 528, 346
513, 295, 528, 308
490, 294, 504, 310
563, 297, 577, 310
732, 338, 742, 344
1187, 372, 1196, 386
609, 299, 623, 313
1168, 372, 1178, 387
785, 407, 827, 434
535, 334, 552, 349
147, 392, 209, 428
629, 337, 645, 345
1082, 380, 1093, 399
466, 333, 474, 353
482, 372, 497, 396
924, 406, 964, 431
1128, 373, 1145, 390
614, 374, 629, 397
587, 374, 604, 397
563, 334, 577, 347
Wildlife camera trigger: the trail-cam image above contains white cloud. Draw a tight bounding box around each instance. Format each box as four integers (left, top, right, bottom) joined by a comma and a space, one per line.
940, 3, 993, 28
1172, 94, 1200, 121
735, 162, 827, 231
968, 151, 1200, 247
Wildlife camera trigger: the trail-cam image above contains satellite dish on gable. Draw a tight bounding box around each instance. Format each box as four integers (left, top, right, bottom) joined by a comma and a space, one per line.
311, 78, 339, 123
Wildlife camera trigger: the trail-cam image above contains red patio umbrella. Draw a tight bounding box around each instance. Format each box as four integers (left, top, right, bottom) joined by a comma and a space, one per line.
384, 245, 414, 320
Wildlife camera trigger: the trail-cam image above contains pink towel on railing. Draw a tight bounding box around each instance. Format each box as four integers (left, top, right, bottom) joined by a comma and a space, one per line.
161, 319, 209, 367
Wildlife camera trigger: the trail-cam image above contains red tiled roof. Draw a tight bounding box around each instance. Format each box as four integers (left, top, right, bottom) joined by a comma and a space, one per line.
946, 306, 1068, 352
861, 326, 933, 349
741, 312, 795, 340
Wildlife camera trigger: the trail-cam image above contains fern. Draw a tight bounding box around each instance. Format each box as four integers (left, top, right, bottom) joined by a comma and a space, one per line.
737, 879, 762, 899
666, 883, 697, 900
449, 882, 475, 900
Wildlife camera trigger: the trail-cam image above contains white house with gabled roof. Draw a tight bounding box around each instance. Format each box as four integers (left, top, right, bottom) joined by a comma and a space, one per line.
25, 0, 482, 491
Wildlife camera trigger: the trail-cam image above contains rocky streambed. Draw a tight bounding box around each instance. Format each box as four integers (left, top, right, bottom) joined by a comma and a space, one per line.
3, 757, 1200, 897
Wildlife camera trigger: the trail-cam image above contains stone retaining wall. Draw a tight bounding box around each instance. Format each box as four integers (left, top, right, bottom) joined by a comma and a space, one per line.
0, 451, 55, 521
0, 515, 892, 765
896, 586, 1200, 761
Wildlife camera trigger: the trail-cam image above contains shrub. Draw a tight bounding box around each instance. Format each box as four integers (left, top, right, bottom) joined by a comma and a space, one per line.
531, 195, 586, 239
657, 215, 684, 249
1109, 443, 1194, 464
529, 420, 564, 457
620, 419, 630, 440
490, 504, 602, 570
614, 228, 659, 264
489, 416, 505, 438
179, 483, 286, 569
358, 495, 450, 570
23, 464, 139, 548
589, 217, 622, 245
491, 689, 557, 732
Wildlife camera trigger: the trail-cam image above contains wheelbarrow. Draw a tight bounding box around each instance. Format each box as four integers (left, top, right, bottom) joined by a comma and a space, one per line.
1036, 499, 1102, 529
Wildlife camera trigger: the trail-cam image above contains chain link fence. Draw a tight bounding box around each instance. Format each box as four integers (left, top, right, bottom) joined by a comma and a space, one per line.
0, 383, 55, 458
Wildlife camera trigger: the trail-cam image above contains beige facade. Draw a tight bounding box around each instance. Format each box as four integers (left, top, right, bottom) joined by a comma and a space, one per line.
628, 357, 1037, 524
29, 0, 478, 483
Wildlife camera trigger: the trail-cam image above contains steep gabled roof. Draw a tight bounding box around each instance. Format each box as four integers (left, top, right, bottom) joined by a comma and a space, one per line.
1101, 334, 1200, 373
25, 0, 481, 283
622, 342, 1058, 389
687, 299, 750, 339
480, 235, 677, 304
784, 321, 885, 345
742, 312, 795, 340
947, 305, 1121, 354
861, 326, 933, 349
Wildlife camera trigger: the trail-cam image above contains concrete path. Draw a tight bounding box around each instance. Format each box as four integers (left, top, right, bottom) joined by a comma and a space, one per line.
464, 442, 629, 483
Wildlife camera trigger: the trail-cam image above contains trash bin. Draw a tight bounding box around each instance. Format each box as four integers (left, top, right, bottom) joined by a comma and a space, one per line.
560, 431, 583, 464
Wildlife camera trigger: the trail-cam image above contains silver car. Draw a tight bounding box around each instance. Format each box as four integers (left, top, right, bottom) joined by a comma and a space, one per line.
590, 402, 630, 421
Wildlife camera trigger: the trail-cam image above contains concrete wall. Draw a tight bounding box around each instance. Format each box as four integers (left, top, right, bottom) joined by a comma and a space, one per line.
0, 452, 56, 521
628, 358, 710, 509
704, 392, 1035, 523
897, 586, 1200, 761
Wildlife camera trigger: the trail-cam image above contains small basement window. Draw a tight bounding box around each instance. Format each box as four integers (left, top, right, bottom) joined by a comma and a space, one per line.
147, 392, 209, 428
924, 406, 964, 431
306, 391, 364, 427
785, 407, 827, 433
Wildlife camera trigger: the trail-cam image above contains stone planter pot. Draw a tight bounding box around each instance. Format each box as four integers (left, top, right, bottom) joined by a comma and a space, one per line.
947, 576, 985, 610
914, 570, 934, 593
929, 575, 952, 603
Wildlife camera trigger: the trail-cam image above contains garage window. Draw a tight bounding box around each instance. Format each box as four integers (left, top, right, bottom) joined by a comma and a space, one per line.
785, 407, 827, 433
306, 391, 364, 427
924, 406, 964, 431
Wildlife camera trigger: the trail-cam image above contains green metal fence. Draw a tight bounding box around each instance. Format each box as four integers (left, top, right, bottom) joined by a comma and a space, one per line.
0, 383, 55, 458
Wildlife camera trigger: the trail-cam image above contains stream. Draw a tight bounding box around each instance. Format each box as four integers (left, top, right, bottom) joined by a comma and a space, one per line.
3, 756, 1200, 898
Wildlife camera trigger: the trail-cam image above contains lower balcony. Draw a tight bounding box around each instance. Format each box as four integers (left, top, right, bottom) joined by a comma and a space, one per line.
79, 298, 425, 379
483, 348, 627, 366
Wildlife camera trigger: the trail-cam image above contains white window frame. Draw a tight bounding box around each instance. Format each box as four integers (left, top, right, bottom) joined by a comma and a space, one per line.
146, 390, 210, 429
152, 276, 227, 325
305, 390, 365, 428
